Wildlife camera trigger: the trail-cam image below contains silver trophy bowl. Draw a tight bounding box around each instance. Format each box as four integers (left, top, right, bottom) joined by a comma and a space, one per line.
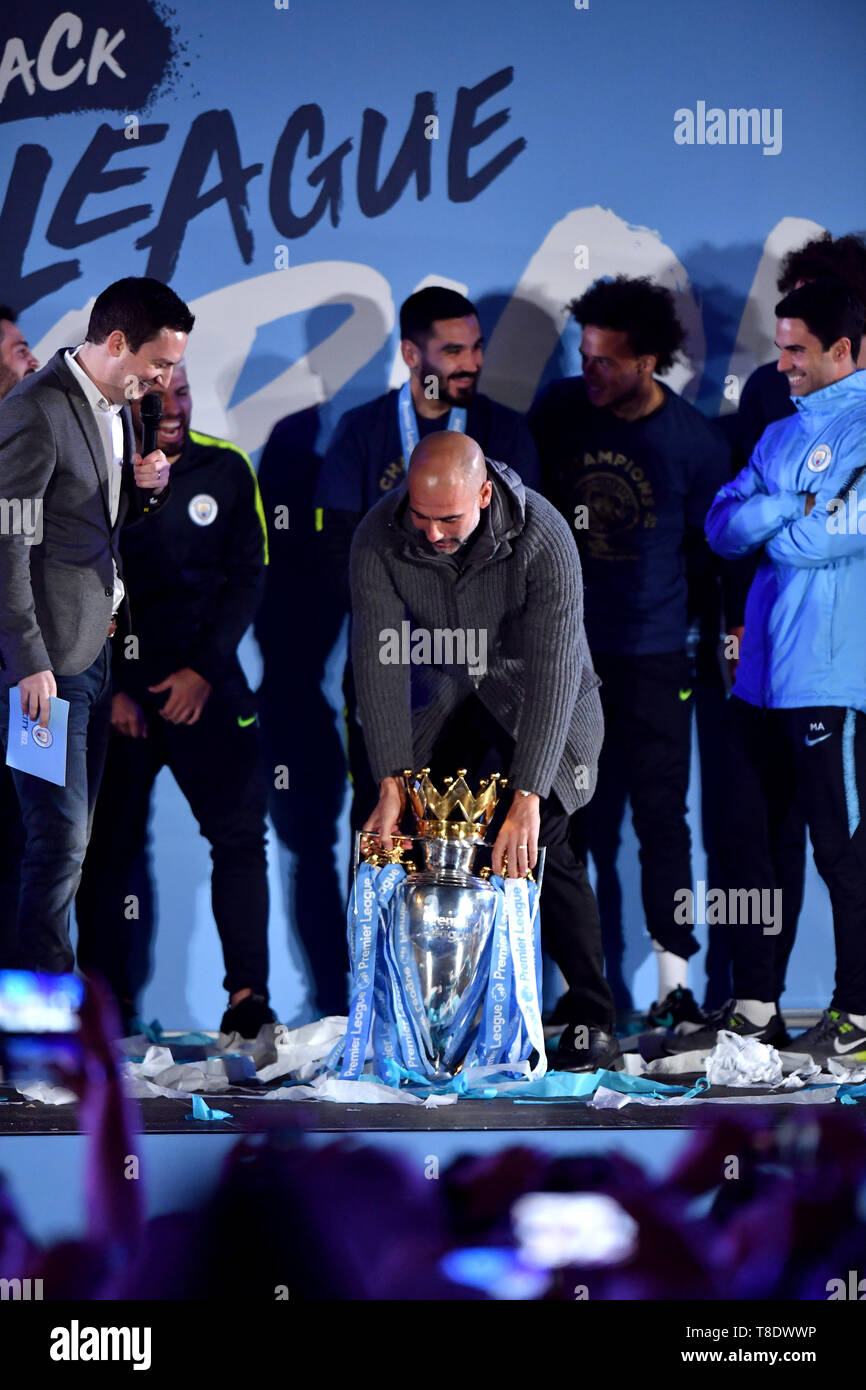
392, 837, 497, 1074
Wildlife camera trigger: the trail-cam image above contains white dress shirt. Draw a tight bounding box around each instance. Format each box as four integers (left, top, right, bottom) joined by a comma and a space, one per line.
64, 347, 125, 614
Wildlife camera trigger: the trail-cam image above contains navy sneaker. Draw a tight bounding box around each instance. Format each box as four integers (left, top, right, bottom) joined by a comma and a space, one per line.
219, 993, 276, 1040
661, 1003, 790, 1056
645, 986, 706, 1031
781, 1009, 866, 1067
554, 1024, 624, 1072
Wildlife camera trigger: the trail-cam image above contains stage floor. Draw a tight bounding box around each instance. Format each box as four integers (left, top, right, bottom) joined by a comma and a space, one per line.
1, 1011, 857, 1136
0, 1080, 854, 1134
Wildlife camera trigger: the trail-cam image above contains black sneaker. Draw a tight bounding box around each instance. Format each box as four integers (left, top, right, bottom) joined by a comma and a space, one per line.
645, 986, 706, 1031
661, 1005, 790, 1056
781, 1009, 866, 1067
553, 1024, 624, 1073
219, 993, 277, 1040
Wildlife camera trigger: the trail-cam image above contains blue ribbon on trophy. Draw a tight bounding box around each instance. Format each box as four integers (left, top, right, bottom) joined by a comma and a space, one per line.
328, 859, 403, 1078
331, 768, 547, 1087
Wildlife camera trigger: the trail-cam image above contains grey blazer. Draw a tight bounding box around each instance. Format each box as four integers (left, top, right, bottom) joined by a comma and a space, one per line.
0, 349, 169, 684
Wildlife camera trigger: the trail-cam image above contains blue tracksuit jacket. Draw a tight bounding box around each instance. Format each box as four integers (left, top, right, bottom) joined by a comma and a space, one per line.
705, 369, 866, 711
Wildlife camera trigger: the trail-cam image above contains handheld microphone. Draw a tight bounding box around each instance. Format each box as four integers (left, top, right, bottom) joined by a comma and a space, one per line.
138, 392, 163, 511
140, 391, 163, 457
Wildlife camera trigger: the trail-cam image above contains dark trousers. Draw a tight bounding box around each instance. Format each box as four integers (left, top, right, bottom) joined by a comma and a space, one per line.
0, 642, 113, 972
571, 651, 698, 964
344, 661, 379, 836
75, 683, 270, 1009
724, 697, 866, 1011
692, 637, 743, 1009
0, 763, 24, 966
427, 695, 616, 1030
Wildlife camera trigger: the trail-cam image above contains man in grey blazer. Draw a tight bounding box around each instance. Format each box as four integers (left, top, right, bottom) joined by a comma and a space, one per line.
0, 276, 194, 976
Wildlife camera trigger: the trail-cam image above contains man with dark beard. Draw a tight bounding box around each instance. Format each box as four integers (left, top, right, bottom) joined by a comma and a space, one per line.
317, 286, 540, 543
0, 307, 38, 399
314, 285, 541, 829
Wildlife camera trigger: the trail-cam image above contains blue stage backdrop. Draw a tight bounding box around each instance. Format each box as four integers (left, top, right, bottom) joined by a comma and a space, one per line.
2, 0, 863, 1025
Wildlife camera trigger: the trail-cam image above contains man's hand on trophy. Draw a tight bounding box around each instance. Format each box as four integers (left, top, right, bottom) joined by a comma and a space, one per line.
492, 792, 540, 878
361, 776, 409, 855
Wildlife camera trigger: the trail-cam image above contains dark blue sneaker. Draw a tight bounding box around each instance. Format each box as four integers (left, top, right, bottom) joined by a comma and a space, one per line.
662, 1003, 789, 1056
645, 986, 706, 1031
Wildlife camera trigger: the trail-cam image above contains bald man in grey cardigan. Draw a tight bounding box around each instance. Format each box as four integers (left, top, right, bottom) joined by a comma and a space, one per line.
349, 432, 621, 1071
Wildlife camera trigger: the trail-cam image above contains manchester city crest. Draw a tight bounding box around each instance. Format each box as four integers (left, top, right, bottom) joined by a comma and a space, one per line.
807, 444, 832, 472
188, 494, 219, 525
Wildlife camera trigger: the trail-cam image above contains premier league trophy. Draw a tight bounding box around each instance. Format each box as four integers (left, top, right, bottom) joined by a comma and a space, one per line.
338, 766, 544, 1086
388, 768, 502, 1076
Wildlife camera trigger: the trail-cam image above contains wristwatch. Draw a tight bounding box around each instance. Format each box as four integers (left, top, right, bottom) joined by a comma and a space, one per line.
515, 789, 537, 797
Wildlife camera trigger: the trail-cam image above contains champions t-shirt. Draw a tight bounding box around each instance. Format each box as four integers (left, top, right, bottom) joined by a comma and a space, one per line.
529, 378, 730, 654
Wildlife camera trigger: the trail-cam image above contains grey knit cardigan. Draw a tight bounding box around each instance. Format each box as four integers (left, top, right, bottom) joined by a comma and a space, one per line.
349, 457, 603, 813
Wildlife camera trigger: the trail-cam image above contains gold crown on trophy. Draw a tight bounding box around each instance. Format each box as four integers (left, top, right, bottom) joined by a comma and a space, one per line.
403, 768, 506, 841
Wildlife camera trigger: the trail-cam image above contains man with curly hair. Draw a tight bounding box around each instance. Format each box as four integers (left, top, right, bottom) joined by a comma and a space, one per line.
530, 276, 730, 1031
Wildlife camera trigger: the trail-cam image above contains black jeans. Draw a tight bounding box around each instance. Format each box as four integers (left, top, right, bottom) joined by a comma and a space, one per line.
75, 681, 270, 1009
0, 641, 113, 972
571, 650, 698, 961
723, 697, 866, 1011
344, 661, 380, 836
0, 763, 24, 966
427, 695, 616, 1030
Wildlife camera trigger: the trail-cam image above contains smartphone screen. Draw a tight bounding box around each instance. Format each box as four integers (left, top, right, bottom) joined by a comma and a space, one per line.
0, 970, 83, 1032
0, 971, 84, 1086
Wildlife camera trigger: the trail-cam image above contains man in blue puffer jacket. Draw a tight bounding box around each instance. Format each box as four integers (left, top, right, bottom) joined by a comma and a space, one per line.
677, 281, 866, 1066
